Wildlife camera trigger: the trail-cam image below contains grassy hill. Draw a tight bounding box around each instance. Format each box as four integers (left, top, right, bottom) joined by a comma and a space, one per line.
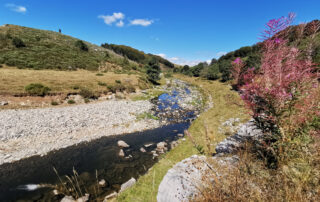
0, 24, 173, 71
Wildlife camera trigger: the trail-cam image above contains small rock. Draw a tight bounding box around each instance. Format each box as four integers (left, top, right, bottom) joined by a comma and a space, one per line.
53, 189, 59, 195
120, 178, 136, 193
144, 143, 153, 148
140, 147, 146, 153
119, 149, 125, 157
0, 101, 8, 106
177, 133, 184, 137
182, 138, 186, 141
76, 194, 89, 202
170, 141, 178, 149
117, 140, 129, 148
103, 192, 117, 201
99, 179, 106, 187
60, 195, 75, 202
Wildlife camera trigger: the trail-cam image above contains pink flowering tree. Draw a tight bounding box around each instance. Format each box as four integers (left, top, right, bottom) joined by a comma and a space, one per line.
239, 13, 319, 140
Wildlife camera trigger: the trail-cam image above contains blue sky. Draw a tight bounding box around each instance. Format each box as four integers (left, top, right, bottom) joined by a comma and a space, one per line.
1, 0, 320, 65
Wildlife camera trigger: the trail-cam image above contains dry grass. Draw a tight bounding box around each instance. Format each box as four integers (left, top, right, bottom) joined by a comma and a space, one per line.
197, 144, 320, 202
0, 66, 140, 95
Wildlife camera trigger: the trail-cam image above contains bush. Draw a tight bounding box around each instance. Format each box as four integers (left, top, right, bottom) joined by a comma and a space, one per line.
67, 99, 76, 104
25, 83, 51, 96
146, 58, 161, 84
107, 84, 126, 93
125, 85, 136, 93
79, 88, 95, 99
115, 80, 121, 84
12, 37, 26, 48
98, 81, 107, 86
84, 98, 90, 103
96, 73, 104, 76
75, 40, 88, 51
51, 101, 59, 106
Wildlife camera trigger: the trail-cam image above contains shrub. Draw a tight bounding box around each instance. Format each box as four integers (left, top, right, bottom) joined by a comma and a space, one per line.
98, 81, 107, 86
125, 85, 136, 93
12, 37, 26, 48
72, 85, 80, 90
25, 83, 51, 96
67, 99, 76, 104
75, 40, 88, 51
238, 13, 319, 166
115, 80, 121, 84
96, 73, 104, 76
79, 88, 95, 99
51, 101, 59, 106
84, 98, 90, 103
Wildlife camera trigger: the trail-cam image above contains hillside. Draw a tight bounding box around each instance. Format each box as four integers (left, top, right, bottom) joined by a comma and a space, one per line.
181, 20, 320, 81
0, 24, 173, 71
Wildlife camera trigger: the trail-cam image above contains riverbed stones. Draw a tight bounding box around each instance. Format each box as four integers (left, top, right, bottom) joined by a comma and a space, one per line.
60, 195, 75, 202
140, 147, 146, 152
117, 140, 129, 148
177, 133, 184, 137
99, 179, 106, 187
76, 194, 89, 202
156, 142, 168, 154
103, 192, 117, 201
119, 177, 136, 193
118, 149, 125, 157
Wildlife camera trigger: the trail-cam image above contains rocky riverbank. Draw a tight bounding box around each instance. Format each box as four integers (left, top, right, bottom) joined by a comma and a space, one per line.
0, 79, 203, 165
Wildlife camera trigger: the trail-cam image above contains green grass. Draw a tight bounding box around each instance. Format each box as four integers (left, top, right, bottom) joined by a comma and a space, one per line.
131, 89, 166, 101
136, 112, 159, 120
117, 75, 250, 201
0, 24, 138, 71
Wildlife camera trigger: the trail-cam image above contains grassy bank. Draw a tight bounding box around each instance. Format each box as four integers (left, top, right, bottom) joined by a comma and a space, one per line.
117, 75, 250, 201
0, 66, 146, 95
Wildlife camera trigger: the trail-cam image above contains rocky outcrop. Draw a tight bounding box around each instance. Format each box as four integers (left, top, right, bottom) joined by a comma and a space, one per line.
215, 119, 264, 154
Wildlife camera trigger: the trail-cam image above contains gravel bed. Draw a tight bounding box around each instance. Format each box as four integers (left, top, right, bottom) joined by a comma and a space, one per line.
0, 100, 160, 165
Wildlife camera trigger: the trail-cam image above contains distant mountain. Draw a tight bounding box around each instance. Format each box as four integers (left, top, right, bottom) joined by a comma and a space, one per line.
0, 24, 173, 71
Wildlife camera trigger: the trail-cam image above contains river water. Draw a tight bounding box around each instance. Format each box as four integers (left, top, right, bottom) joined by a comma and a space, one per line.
0, 85, 198, 201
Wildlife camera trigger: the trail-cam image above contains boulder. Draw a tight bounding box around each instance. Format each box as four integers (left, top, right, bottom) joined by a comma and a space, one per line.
120, 177, 136, 193
157, 155, 238, 202
117, 140, 129, 148
140, 147, 146, 153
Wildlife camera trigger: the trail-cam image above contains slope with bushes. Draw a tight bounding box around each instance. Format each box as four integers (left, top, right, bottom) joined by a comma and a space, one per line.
180, 19, 320, 81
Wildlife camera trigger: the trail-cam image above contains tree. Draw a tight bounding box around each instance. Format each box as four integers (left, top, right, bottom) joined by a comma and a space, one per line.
75, 40, 89, 51
12, 37, 25, 48
146, 58, 161, 84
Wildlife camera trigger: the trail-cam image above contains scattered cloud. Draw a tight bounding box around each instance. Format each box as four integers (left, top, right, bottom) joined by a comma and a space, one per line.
216, 51, 227, 58
99, 12, 154, 27
116, 20, 124, 27
130, 19, 153, 26
156, 53, 166, 58
5, 3, 27, 13
98, 12, 125, 26
156, 53, 204, 66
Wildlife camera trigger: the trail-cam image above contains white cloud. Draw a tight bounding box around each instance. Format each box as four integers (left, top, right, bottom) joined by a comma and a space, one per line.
156, 53, 166, 58
216, 51, 227, 58
98, 12, 125, 26
156, 53, 204, 66
116, 20, 124, 27
206, 60, 211, 64
5, 3, 27, 13
130, 19, 153, 26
